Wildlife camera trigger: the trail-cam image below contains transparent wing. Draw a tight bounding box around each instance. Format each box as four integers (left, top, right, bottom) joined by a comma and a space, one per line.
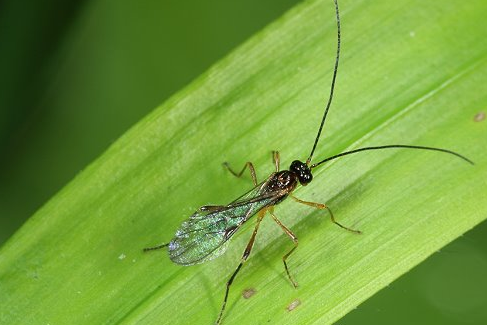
168, 185, 280, 266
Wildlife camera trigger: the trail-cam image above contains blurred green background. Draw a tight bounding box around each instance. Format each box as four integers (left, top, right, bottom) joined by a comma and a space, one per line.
0, 0, 485, 324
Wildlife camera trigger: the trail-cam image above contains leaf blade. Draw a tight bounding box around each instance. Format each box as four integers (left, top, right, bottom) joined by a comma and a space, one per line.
1, 0, 487, 324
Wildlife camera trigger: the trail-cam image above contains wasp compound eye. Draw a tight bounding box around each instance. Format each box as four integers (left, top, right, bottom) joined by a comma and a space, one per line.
290, 160, 313, 185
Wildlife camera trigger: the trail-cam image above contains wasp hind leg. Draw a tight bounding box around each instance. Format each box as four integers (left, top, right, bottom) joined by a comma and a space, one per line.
216, 211, 265, 325
142, 243, 169, 252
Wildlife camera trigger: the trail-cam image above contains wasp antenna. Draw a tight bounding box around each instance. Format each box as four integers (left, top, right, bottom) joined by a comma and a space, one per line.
310, 144, 474, 169
306, 0, 341, 165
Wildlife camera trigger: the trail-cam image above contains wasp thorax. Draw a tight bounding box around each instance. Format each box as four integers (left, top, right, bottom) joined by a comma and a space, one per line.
290, 160, 313, 185
266, 170, 297, 193
276, 171, 293, 186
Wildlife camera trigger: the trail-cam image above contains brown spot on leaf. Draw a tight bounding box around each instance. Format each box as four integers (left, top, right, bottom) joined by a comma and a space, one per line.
286, 299, 301, 311
474, 111, 485, 122
242, 288, 256, 299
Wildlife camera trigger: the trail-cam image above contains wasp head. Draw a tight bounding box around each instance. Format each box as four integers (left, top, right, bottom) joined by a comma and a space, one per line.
289, 160, 313, 185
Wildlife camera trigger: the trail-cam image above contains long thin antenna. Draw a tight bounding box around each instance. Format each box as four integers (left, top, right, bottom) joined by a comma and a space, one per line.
310, 144, 474, 169
306, 0, 341, 165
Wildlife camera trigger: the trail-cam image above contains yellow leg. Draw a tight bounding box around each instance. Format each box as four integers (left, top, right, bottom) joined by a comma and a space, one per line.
290, 195, 361, 234
223, 161, 257, 186
269, 211, 299, 288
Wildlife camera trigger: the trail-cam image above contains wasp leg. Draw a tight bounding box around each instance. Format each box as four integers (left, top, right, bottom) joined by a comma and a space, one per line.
272, 150, 280, 172
222, 161, 257, 186
290, 195, 362, 234
269, 210, 299, 288
216, 211, 265, 325
142, 243, 168, 252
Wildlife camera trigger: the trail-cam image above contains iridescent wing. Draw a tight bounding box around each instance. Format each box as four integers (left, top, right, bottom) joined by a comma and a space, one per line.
168, 183, 282, 266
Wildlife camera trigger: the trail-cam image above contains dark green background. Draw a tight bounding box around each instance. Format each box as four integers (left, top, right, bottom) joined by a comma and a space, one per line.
1, 0, 485, 324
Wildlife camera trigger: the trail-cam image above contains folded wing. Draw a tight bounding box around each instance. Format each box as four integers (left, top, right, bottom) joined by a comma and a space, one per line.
168, 185, 279, 265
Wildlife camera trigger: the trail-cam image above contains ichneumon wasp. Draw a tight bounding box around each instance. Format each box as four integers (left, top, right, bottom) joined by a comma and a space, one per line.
144, 0, 473, 324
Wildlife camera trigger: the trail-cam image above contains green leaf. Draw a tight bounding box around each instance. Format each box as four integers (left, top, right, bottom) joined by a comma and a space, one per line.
1, 0, 486, 324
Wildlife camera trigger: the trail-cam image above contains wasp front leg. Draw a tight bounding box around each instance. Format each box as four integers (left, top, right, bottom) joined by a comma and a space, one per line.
222, 161, 257, 186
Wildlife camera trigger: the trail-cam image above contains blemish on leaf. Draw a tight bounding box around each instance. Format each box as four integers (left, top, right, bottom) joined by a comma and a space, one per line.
242, 288, 256, 299
118, 253, 126, 260
474, 111, 485, 122
286, 299, 301, 311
